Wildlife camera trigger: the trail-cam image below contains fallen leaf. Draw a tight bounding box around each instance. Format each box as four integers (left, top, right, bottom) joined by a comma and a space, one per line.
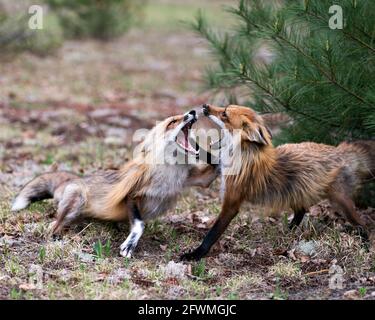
19, 283, 36, 291
299, 255, 310, 263
343, 289, 360, 300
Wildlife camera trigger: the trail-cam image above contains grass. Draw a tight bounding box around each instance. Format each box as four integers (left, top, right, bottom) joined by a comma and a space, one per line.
358, 287, 367, 298
93, 239, 112, 259
192, 260, 207, 278
272, 281, 289, 300
268, 262, 302, 281
0, 192, 375, 299
38, 246, 46, 263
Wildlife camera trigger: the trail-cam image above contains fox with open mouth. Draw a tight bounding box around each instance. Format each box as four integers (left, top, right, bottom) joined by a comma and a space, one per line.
11, 110, 219, 258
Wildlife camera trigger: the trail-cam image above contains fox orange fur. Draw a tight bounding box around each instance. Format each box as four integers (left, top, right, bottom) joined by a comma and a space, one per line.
181, 104, 375, 261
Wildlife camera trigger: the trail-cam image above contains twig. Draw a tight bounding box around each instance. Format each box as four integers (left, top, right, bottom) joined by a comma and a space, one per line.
303, 269, 329, 277
76, 223, 93, 237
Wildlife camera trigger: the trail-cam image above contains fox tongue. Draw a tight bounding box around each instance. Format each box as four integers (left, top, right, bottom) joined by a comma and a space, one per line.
177, 122, 197, 153
183, 126, 189, 149
184, 130, 189, 148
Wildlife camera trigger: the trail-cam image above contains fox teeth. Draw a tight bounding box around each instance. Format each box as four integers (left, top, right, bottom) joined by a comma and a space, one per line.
210, 139, 222, 150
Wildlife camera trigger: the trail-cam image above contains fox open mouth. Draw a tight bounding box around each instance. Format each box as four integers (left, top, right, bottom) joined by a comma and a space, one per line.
209, 137, 223, 150
175, 118, 199, 155
203, 114, 225, 150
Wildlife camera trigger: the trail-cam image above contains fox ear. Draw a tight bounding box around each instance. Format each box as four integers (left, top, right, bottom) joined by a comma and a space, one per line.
242, 123, 271, 145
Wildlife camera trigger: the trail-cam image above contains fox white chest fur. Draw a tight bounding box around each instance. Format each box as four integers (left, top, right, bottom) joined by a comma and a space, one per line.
141, 164, 191, 219
145, 164, 190, 197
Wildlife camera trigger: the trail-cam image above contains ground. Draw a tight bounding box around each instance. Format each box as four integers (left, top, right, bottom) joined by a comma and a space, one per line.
1, 0, 375, 300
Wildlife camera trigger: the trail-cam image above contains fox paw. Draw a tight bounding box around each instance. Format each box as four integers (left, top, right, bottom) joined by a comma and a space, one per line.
180, 249, 206, 261
120, 242, 135, 258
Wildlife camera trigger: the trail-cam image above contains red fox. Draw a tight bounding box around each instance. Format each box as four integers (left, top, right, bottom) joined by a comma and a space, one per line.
181, 104, 375, 261
12, 110, 219, 258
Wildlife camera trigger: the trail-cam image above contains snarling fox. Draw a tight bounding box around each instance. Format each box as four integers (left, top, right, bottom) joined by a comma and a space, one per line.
12, 110, 219, 258
181, 104, 375, 261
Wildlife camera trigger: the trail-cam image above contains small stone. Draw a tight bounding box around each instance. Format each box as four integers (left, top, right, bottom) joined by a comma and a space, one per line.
28, 264, 43, 289
0, 236, 21, 247
57, 269, 72, 283
75, 252, 95, 263
344, 289, 359, 300
161, 261, 187, 280
167, 286, 185, 299
108, 268, 130, 285
296, 240, 318, 256
19, 283, 36, 291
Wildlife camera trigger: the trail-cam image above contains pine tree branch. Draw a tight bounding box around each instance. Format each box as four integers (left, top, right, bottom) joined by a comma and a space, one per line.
229, 3, 374, 108
273, 33, 375, 109
353, 25, 374, 41
343, 30, 375, 54
303, 10, 375, 54
195, 14, 348, 127
236, 71, 342, 128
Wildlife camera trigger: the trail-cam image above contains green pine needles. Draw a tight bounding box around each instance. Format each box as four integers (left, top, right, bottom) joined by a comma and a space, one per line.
192, 0, 375, 144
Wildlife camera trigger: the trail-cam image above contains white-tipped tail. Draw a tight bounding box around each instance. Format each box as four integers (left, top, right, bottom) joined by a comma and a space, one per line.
11, 196, 29, 212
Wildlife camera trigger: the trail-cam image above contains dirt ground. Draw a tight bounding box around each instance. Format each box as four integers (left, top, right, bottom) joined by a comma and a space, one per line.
1, 0, 375, 300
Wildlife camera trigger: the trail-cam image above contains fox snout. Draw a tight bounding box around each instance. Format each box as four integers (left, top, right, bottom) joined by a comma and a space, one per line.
201, 104, 225, 119
202, 104, 210, 116
183, 109, 197, 122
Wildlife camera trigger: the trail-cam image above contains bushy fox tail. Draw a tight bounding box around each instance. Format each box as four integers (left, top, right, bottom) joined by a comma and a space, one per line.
341, 139, 375, 180
11, 171, 79, 211
356, 140, 375, 177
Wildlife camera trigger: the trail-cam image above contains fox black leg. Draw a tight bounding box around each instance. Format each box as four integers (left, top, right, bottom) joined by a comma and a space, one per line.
289, 208, 306, 229
180, 195, 241, 261
180, 225, 221, 261
120, 201, 144, 258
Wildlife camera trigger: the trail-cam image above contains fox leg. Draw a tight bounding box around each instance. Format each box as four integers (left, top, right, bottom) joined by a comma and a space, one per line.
181, 194, 242, 261
51, 184, 85, 235
325, 167, 369, 242
120, 202, 144, 258
328, 190, 368, 239
328, 167, 368, 237
11, 172, 78, 212
184, 164, 219, 188
289, 208, 307, 229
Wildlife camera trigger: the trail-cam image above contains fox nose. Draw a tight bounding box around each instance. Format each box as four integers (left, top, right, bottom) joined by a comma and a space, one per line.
202, 104, 210, 116
184, 110, 196, 121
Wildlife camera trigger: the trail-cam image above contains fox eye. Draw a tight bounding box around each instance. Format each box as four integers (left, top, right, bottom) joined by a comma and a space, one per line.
167, 119, 178, 128
221, 111, 228, 120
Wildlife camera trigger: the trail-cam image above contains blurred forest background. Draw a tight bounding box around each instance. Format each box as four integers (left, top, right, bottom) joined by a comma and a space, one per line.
0, 0, 374, 300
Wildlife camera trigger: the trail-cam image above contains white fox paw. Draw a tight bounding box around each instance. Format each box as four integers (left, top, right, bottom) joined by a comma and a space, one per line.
120, 247, 133, 258
120, 241, 136, 258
